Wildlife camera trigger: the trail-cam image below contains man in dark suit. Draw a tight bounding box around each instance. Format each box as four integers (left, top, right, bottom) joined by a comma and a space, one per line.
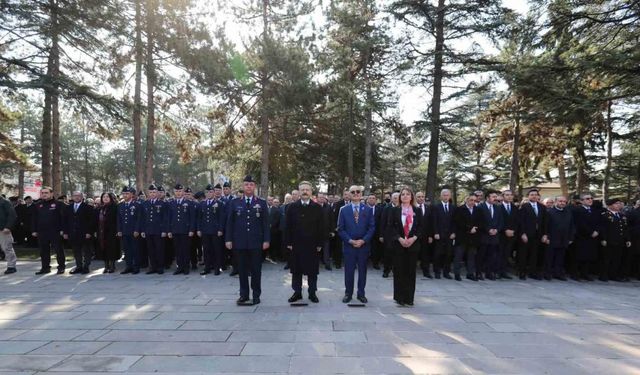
431, 189, 455, 279
285, 181, 325, 303
317, 193, 334, 270
545, 196, 575, 280
571, 193, 600, 281
379, 192, 399, 278
330, 189, 350, 269
63, 191, 95, 274
415, 191, 433, 278
516, 188, 549, 280
337, 185, 375, 303
452, 194, 483, 281
477, 190, 504, 280
497, 190, 517, 279
268, 195, 282, 262
32, 186, 66, 275
366, 193, 383, 270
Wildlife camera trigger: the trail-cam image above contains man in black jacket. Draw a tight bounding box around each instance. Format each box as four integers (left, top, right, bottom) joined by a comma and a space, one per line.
431, 189, 455, 279
32, 187, 66, 275
63, 191, 96, 274
0, 195, 17, 274
497, 190, 517, 279
545, 196, 575, 280
571, 193, 601, 281
366, 193, 383, 270
379, 192, 399, 278
415, 191, 433, 278
517, 188, 549, 280
452, 194, 483, 281
477, 190, 503, 280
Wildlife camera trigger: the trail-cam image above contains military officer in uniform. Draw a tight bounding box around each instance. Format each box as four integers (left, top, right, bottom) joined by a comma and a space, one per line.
599, 198, 632, 282
197, 184, 226, 275
141, 184, 168, 274
222, 181, 233, 202
32, 186, 66, 275
117, 187, 142, 274
225, 175, 270, 305
167, 184, 196, 275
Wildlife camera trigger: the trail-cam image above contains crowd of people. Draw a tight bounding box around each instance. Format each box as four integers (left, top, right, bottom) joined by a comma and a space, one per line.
1, 177, 640, 307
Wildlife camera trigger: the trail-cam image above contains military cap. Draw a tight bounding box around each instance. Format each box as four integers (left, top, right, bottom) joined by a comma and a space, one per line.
243, 175, 256, 183
174, 183, 184, 190
223, 181, 231, 188
606, 198, 621, 206
185, 187, 193, 193
214, 183, 222, 189
205, 184, 214, 191
148, 184, 157, 191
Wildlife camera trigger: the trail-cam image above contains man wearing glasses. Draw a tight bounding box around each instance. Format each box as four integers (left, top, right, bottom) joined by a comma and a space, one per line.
337, 185, 376, 303
571, 193, 600, 281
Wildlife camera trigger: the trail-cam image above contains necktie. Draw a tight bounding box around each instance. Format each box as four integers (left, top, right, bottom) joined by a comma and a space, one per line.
246, 198, 251, 207
532, 203, 538, 216
74, 204, 78, 213
353, 205, 359, 224
506, 204, 511, 214
489, 204, 493, 218
444, 203, 448, 214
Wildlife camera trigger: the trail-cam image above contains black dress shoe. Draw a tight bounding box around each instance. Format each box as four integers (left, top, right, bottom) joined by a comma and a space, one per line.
200, 269, 210, 275
476, 273, 484, 281
406, 302, 414, 306
236, 297, 250, 305
70, 268, 81, 274
121, 268, 133, 274
396, 300, 405, 306
335, 263, 342, 269
81, 267, 90, 274
288, 293, 303, 303
56, 269, 65, 275
519, 274, 526, 280
4, 268, 16, 275
183, 269, 189, 275
584, 275, 594, 281
530, 274, 542, 280
325, 265, 332, 271
146, 269, 157, 275
544, 275, 552, 281
252, 298, 260, 305
499, 273, 513, 280
157, 269, 164, 275
423, 271, 433, 279
283, 265, 290, 270
599, 277, 608, 282
229, 270, 238, 276
342, 295, 352, 303
435, 273, 441, 279
487, 273, 496, 280
173, 269, 183, 275
309, 294, 319, 303
373, 264, 380, 270
357, 296, 368, 304
382, 272, 389, 278
191, 264, 198, 270
443, 273, 452, 279
455, 274, 462, 281
131, 269, 140, 275
214, 269, 221, 275
466, 274, 477, 281
35, 269, 51, 275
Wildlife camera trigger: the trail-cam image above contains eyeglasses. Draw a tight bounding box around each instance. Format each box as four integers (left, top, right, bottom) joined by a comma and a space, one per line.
583, 197, 593, 200
350, 190, 361, 194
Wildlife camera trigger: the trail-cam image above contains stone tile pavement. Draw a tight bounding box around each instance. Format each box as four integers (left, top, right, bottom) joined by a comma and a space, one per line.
0, 260, 639, 374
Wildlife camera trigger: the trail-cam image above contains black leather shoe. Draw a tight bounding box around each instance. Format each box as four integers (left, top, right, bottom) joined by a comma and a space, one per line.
530, 274, 542, 280
325, 265, 332, 271
131, 269, 140, 275
373, 264, 380, 270
309, 294, 319, 303
443, 273, 452, 279
499, 273, 513, 280
519, 274, 526, 280
214, 269, 221, 275
146, 269, 157, 275
335, 263, 342, 269
173, 269, 183, 275
35, 269, 51, 275
455, 274, 462, 281
555, 275, 567, 281
357, 296, 368, 304
435, 273, 441, 279
236, 297, 250, 305
342, 295, 352, 303
191, 264, 198, 270
382, 272, 389, 278
288, 293, 303, 303
466, 274, 477, 281
183, 269, 189, 275
476, 273, 484, 281
70, 268, 81, 274
121, 268, 133, 274
157, 269, 164, 275
423, 271, 433, 279
229, 270, 238, 276
4, 268, 16, 275
56, 269, 65, 275
252, 298, 260, 305
81, 267, 90, 274
200, 269, 210, 275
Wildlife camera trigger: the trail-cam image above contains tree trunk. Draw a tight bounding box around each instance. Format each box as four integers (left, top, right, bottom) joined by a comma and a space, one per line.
574, 141, 588, 194
258, 0, 270, 198
509, 116, 520, 192
144, 0, 157, 187
602, 100, 613, 201
558, 157, 568, 198
133, 0, 144, 192
363, 62, 372, 195
41, 91, 52, 188
347, 95, 354, 185
50, 0, 61, 195
82, 114, 91, 195
425, 0, 445, 201
18, 119, 25, 197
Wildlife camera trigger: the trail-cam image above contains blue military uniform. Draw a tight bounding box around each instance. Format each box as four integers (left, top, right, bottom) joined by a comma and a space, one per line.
141, 184, 168, 274
197, 184, 227, 275
32, 197, 66, 274
117, 187, 142, 273
167, 184, 196, 274
225, 176, 270, 304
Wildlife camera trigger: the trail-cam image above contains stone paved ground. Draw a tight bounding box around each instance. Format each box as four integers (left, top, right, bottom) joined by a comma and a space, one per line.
1, 260, 639, 374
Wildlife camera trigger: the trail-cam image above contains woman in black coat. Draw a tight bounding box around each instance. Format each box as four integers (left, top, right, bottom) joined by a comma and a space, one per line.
95, 192, 119, 273
389, 187, 423, 306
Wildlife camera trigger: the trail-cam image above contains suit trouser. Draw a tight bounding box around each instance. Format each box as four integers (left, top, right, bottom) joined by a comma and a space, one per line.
121, 234, 140, 271
331, 236, 342, 266
393, 248, 418, 304
202, 234, 223, 271
479, 243, 499, 274
146, 235, 165, 271
420, 241, 432, 273
172, 234, 191, 271
454, 244, 476, 276
371, 238, 383, 266
190, 236, 201, 266
0, 232, 17, 268
343, 246, 369, 297
235, 248, 262, 299
544, 246, 566, 277
498, 235, 515, 274
292, 272, 317, 294
383, 242, 394, 273
138, 237, 148, 267
70, 238, 92, 269
517, 238, 540, 275
433, 239, 453, 275
38, 233, 65, 270
322, 239, 331, 265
